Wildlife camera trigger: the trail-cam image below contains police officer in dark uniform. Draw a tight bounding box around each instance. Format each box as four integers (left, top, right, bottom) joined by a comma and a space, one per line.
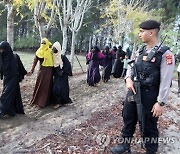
110, 20, 175, 154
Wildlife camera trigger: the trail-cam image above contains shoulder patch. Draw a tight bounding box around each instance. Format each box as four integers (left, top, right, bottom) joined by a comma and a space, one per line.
165, 54, 173, 65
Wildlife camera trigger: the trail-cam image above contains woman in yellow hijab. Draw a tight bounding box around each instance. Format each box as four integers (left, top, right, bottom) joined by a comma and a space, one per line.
28, 38, 54, 107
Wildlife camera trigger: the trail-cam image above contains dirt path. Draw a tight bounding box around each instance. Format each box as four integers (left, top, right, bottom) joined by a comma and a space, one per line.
0, 73, 179, 153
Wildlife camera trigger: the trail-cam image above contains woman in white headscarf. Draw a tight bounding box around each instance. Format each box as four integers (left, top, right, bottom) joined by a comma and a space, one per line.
52, 42, 72, 108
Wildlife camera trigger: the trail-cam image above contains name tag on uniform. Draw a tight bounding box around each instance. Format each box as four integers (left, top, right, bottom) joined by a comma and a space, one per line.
165, 54, 173, 65
143, 56, 156, 62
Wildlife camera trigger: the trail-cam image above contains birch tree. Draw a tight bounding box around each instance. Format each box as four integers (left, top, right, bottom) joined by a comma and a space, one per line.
31, 0, 56, 39
3, 0, 56, 48
69, 0, 91, 67
3, 0, 17, 49
56, 0, 73, 54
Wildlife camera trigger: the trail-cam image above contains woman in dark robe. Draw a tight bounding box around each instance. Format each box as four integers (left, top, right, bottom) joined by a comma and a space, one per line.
0, 41, 27, 117
111, 45, 126, 78
126, 47, 132, 58
86, 46, 105, 86
51, 42, 73, 108
28, 38, 54, 108
102, 46, 113, 82
86, 48, 93, 65
111, 46, 117, 67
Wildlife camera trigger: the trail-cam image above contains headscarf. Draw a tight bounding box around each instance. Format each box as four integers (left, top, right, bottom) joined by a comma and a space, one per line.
91, 46, 100, 60
0, 41, 18, 78
118, 45, 122, 50
105, 46, 110, 51
36, 38, 54, 67
113, 46, 117, 51
52, 42, 63, 67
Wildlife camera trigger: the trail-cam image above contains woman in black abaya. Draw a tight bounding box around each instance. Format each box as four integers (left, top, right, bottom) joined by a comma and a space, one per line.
111, 45, 126, 78
0, 41, 26, 117
51, 42, 73, 108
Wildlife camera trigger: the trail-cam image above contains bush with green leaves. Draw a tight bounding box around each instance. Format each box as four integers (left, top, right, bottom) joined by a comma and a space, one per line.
14, 35, 39, 50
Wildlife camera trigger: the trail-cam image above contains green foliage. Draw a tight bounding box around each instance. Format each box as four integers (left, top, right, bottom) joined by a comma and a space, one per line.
102, 0, 161, 44
13, 0, 24, 7
76, 1, 104, 39
0, 28, 7, 42
14, 34, 39, 50
159, 0, 180, 23
101, 0, 178, 47
0, 3, 7, 41
160, 23, 180, 54
1, 0, 179, 52
49, 28, 63, 44
149, 0, 180, 23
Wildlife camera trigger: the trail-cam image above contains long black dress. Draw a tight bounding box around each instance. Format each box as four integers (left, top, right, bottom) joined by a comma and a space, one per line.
52, 55, 72, 104
112, 49, 126, 78
0, 41, 26, 117
102, 51, 113, 82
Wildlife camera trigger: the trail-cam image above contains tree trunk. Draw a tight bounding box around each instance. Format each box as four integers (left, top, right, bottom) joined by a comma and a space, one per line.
121, 34, 125, 48
70, 31, 76, 69
88, 35, 92, 51
99, 37, 104, 49
119, 33, 125, 47
62, 26, 68, 54
85, 37, 89, 52
95, 36, 98, 46
39, 22, 46, 39
79, 35, 84, 51
33, 0, 55, 40
7, 3, 15, 49
26, 22, 29, 37
34, 6, 46, 39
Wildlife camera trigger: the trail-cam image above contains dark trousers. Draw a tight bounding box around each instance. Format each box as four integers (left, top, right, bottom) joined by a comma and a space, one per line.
122, 87, 159, 152
121, 68, 127, 78
178, 72, 180, 93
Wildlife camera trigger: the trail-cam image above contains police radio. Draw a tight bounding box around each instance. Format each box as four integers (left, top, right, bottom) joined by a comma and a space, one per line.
146, 35, 167, 61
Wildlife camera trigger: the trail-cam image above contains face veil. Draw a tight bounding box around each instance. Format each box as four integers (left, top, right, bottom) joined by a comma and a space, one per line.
0, 41, 18, 78
52, 41, 63, 68
36, 38, 54, 67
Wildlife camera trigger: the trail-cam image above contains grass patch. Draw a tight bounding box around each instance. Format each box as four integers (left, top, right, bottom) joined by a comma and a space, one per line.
15, 51, 87, 73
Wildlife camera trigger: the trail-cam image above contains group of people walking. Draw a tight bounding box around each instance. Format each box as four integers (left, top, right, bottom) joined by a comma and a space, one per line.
0, 19, 178, 154
86, 45, 131, 86
0, 38, 72, 117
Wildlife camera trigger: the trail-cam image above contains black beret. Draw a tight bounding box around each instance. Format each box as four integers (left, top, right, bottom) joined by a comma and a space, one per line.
139, 20, 161, 30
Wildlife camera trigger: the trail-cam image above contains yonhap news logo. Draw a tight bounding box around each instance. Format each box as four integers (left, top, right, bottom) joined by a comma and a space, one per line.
94, 133, 176, 147
94, 133, 111, 147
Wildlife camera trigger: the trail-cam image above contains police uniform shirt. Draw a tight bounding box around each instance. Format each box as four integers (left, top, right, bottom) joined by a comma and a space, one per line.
125, 44, 175, 104
177, 63, 180, 73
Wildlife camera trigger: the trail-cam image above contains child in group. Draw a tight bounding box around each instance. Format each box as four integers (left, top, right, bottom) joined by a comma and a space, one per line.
121, 55, 130, 78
